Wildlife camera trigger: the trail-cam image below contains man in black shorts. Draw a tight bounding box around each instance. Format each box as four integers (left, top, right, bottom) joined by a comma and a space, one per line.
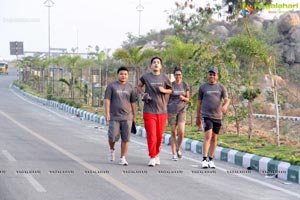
104, 66, 137, 166
196, 66, 230, 168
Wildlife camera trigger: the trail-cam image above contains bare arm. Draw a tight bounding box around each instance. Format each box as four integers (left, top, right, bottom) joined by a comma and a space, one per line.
137, 80, 144, 94
221, 97, 230, 113
104, 99, 110, 122
158, 86, 172, 94
131, 102, 137, 123
196, 100, 203, 130
180, 90, 190, 102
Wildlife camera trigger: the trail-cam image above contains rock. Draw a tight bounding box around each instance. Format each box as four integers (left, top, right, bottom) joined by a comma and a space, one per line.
294, 43, 300, 63
277, 13, 300, 34
252, 20, 263, 29
288, 27, 300, 43
263, 20, 276, 29
212, 25, 229, 37
283, 47, 295, 64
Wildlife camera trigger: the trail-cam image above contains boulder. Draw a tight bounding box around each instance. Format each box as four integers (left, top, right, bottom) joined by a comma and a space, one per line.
283, 47, 295, 64
294, 43, 300, 63
288, 27, 300, 43
213, 25, 229, 37
277, 13, 300, 34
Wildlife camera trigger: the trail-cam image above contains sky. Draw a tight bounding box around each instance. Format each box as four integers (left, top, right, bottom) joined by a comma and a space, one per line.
0, 0, 180, 60
1, 0, 299, 60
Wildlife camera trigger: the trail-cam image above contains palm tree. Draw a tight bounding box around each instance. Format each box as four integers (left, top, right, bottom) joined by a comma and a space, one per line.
113, 46, 159, 86
55, 55, 93, 99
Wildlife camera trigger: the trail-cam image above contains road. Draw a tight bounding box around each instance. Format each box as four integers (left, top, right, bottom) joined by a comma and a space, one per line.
0, 67, 299, 200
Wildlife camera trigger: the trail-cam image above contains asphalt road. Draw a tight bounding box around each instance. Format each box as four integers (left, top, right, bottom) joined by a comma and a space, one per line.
0, 67, 299, 200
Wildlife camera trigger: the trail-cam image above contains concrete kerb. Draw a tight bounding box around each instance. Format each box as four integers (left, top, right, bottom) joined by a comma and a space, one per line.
12, 87, 300, 184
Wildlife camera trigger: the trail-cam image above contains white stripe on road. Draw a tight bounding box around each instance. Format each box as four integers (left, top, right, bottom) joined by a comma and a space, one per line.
0, 110, 148, 200
23, 174, 47, 193
2, 150, 17, 161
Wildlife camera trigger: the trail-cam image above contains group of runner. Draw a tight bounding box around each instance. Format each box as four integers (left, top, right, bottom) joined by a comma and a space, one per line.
104, 57, 230, 168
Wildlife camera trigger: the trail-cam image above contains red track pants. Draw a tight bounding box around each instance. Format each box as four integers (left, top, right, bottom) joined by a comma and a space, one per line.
143, 113, 168, 158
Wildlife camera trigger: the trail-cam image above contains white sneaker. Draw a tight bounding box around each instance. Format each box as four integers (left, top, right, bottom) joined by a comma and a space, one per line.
208, 160, 216, 168
148, 158, 156, 167
119, 157, 128, 166
172, 154, 178, 161
177, 150, 182, 159
109, 149, 115, 161
155, 156, 160, 165
202, 160, 209, 168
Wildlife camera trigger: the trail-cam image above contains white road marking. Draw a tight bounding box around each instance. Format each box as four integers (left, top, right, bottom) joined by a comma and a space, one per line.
23, 174, 47, 193
0, 110, 148, 200
2, 150, 17, 161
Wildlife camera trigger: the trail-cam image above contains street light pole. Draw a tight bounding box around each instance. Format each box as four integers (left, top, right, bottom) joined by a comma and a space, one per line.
44, 0, 54, 93
136, 0, 144, 37
44, 0, 54, 59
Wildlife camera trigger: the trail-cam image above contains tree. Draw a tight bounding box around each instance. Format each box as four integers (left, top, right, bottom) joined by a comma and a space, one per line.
167, 0, 217, 43
56, 55, 93, 100
163, 36, 198, 70
113, 46, 159, 86
227, 35, 268, 141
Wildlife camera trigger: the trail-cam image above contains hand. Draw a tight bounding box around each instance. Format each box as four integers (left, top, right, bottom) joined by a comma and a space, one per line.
196, 117, 203, 131
133, 116, 137, 123
221, 105, 228, 113
158, 86, 165, 93
179, 95, 186, 101
105, 114, 110, 123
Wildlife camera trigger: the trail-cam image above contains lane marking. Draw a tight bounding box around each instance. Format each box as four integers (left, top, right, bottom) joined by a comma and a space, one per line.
0, 110, 148, 200
2, 150, 17, 161
23, 174, 47, 193
130, 138, 300, 199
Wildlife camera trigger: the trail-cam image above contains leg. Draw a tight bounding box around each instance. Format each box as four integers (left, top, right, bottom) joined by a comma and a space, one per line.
176, 112, 186, 153
203, 129, 213, 158
109, 140, 115, 151
177, 122, 185, 151
209, 119, 222, 159
108, 120, 119, 150
209, 133, 218, 158
121, 142, 129, 157
120, 120, 131, 158
143, 113, 157, 158
156, 113, 168, 156
170, 124, 177, 155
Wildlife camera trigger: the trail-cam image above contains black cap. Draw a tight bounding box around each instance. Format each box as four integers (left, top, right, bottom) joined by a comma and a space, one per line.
208, 66, 218, 74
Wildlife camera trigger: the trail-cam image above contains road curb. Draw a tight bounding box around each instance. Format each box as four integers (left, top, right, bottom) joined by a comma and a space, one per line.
13, 86, 300, 184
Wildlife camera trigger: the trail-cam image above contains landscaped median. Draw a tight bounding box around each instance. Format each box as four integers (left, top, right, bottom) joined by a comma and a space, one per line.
13, 85, 300, 184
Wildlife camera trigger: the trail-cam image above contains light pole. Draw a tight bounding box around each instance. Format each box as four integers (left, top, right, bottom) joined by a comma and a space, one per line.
136, 0, 144, 37
44, 0, 54, 59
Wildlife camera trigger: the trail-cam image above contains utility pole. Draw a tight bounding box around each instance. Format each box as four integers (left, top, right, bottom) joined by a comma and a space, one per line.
44, 0, 55, 94
136, 0, 144, 37
44, 0, 54, 59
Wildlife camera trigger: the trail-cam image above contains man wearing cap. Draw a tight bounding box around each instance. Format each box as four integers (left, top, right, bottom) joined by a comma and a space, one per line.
196, 66, 230, 168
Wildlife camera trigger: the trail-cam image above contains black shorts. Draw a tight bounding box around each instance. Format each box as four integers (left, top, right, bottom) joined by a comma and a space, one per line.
202, 117, 222, 134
